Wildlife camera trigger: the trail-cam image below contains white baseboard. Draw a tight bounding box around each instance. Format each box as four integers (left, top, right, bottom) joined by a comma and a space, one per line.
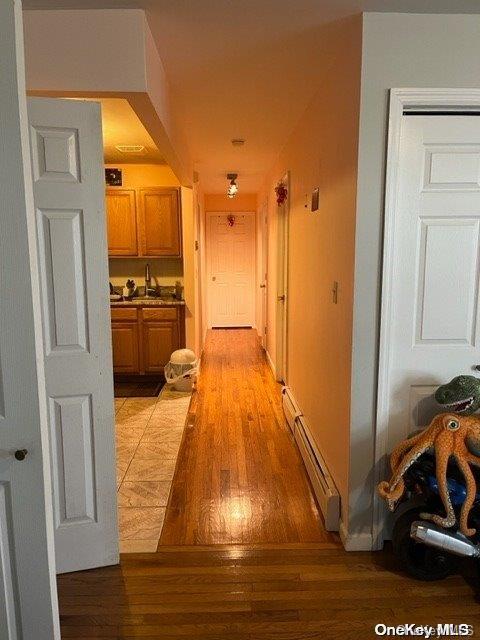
339, 519, 373, 551
265, 349, 275, 377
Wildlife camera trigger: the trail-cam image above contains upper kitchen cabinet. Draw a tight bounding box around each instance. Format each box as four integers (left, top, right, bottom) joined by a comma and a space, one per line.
106, 186, 182, 258
106, 188, 138, 256
137, 187, 182, 258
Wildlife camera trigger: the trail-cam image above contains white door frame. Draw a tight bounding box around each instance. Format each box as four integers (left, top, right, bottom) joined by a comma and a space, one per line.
205, 210, 256, 329
275, 172, 290, 383
374, 88, 480, 550
260, 198, 269, 349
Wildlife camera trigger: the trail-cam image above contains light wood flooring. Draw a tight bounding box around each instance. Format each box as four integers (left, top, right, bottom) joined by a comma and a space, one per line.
160, 328, 333, 545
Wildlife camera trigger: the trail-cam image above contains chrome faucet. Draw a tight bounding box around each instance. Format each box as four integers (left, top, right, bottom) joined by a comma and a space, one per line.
145, 262, 151, 297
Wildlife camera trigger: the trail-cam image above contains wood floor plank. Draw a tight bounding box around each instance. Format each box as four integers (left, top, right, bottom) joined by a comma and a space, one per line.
160, 329, 333, 546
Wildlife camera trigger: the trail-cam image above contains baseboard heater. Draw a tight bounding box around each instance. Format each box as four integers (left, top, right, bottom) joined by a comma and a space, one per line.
282, 386, 340, 531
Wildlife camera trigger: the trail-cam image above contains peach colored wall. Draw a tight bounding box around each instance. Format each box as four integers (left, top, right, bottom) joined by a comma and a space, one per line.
204, 193, 257, 212
260, 15, 363, 522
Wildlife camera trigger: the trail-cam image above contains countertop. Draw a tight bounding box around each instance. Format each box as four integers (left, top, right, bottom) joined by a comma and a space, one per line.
110, 298, 185, 307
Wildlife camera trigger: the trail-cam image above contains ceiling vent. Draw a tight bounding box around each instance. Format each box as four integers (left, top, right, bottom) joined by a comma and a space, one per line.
115, 144, 146, 154
231, 138, 245, 147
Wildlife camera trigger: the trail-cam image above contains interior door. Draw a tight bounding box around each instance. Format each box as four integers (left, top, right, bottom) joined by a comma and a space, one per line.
28, 97, 119, 574
275, 178, 289, 383
385, 114, 480, 455
260, 202, 268, 349
0, 2, 59, 637
207, 213, 256, 327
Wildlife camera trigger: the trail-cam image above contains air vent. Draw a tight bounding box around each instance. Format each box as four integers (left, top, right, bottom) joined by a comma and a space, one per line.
115, 144, 146, 154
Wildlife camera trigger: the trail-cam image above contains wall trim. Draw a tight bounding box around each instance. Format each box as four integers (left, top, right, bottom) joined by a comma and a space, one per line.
265, 349, 276, 377
339, 519, 373, 552
374, 87, 480, 551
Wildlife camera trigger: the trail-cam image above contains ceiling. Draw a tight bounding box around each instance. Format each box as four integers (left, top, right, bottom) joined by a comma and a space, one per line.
23, 0, 480, 192
92, 97, 164, 165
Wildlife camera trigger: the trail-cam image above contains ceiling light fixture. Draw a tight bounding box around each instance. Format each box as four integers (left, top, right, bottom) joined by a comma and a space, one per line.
226, 173, 238, 199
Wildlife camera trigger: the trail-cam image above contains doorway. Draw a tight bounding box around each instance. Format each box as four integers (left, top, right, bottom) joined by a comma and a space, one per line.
275, 172, 290, 384
375, 89, 480, 547
206, 211, 256, 328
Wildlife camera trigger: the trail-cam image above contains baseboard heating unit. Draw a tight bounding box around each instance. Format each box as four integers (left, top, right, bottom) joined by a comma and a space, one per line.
282, 386, 340, 531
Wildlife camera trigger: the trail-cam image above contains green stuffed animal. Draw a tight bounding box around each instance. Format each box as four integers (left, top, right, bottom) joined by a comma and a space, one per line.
435, 375, 480, 455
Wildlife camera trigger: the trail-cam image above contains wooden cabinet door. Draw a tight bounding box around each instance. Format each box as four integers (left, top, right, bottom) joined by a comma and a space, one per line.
106, 189, 138, 256
111, 321, 140, 373
138, 188, 181, 257
143, 321, 180, 373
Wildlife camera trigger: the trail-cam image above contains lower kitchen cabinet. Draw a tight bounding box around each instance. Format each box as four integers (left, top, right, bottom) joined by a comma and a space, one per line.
111, 305, 184, 376
111, 322, 140, 373
143, 321, 180, 373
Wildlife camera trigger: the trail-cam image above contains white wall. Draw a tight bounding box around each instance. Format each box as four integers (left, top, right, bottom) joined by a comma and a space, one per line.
350, 12, 480, 542
23, 9, 192, 185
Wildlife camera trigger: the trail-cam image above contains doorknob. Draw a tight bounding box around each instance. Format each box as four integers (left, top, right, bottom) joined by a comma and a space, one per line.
212, 276, 216, 281
277, 294, 286, 302
260, 284, 266, 289
14, 449, 28, 461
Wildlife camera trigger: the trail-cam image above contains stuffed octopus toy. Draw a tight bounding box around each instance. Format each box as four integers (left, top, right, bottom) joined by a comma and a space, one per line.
377, 376, 480, 538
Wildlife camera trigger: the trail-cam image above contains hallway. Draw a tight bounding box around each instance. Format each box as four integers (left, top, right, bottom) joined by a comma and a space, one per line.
160, 329, 334, 546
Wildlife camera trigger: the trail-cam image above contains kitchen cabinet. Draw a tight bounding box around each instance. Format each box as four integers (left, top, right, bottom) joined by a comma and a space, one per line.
106, 186, 181, 258
111, 305, 184, 376
110, 308, 140, 373
142, 308, 181, 373
138, 188, 182, 257
106, 189, 138, 256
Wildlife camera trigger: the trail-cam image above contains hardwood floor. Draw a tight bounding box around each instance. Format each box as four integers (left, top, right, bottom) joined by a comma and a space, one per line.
57, 328, 480, 638
160, 328, 333, 545
58, 544, 480, 639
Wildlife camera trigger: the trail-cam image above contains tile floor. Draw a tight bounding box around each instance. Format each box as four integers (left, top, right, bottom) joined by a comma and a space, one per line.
114, 386, 191, 553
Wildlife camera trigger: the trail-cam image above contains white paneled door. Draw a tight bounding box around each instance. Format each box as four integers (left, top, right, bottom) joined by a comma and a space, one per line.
385, 114, 480, 454
28, 98, 118, 574
207, 213, 256, 328
0, 2, 59, 637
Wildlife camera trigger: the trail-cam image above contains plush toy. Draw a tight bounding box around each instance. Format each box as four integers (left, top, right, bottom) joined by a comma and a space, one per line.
435, 375, 480, 415
377, 412, 480, 537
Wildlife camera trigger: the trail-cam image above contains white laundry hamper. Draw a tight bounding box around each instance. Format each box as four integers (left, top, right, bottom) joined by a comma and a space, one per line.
164, 348, 198, 392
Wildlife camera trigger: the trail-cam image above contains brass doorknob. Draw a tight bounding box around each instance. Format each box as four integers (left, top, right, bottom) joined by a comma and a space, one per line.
14, 449, 28, 461
277, 294, 286, 302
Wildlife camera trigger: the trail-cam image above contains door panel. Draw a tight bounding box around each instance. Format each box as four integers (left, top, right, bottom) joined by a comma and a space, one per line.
29, 97, 118, 574
207, 213, 256, 327
36, 209, 89, 353
0, 3, 59, 635
386, 115, 480, 454
106, 189, 137, 256
138, 188, 181, 257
